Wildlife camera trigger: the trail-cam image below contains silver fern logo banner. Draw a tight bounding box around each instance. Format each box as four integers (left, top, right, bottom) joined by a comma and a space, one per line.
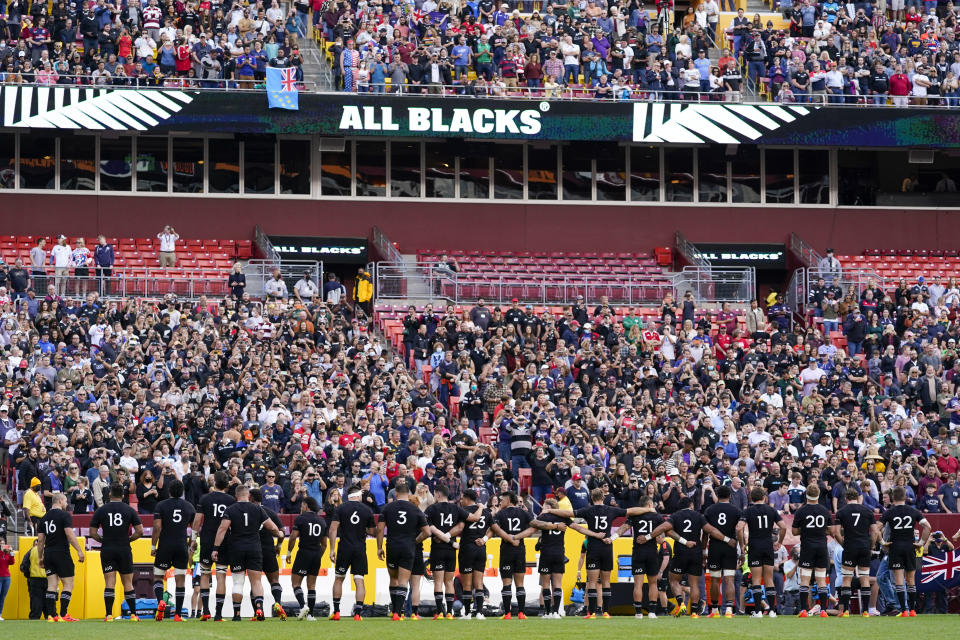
0, 85, 193, 130
632, 103, 819, 144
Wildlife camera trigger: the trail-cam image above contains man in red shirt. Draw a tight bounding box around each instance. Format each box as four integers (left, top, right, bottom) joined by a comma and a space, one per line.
889, 64, 912, 106
936, 444, 960, 477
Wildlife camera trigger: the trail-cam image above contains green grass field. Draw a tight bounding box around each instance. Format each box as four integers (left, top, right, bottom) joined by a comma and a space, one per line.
2, 616, 959, 640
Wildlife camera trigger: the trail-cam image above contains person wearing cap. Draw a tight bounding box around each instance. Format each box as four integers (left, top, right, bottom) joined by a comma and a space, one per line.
294, 270, 319, 303
818, 247, 842, 286
831, 469, 859, 512
24, 476, 47, 528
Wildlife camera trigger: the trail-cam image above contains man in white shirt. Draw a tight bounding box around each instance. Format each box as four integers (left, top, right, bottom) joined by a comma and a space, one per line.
157, 225, 179, 267
264, 270, 289, 299
704, 0, 720, 42
559, 35, 580, 85
760, 388, 784, 409
50, 235, 73, 296
294, 272, 319, 302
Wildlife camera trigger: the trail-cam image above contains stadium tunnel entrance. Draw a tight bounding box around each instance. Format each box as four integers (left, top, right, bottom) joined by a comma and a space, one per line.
269, 234, 371, 297
691, 242, 789, 303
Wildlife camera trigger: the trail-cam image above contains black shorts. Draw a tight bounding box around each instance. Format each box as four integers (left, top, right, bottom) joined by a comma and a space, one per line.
887, 543, 917, 572
386, 544, 415, 571
430, 546, 456, 573
334, 543, 367, 576
229, 546, 264, 573
842, 543, 872, 569
44, 549, 74, 578
199, 538, 227, 571
292, 549, 324, 577
585, 545, 614, 572
670, 545, 703, 576
413, 547, 426, 575
261, 547, 280, 575
100, 545, 134, 575
499, 544, 527, 576
748, 545, 776, 568
632, 547, 661, 576
798, 542, 830, 570
538, 550, 566, 575
154, 542, 189, 571
458, 542, 486, 574
707, 541, 738, 572
75, 267, 89, 277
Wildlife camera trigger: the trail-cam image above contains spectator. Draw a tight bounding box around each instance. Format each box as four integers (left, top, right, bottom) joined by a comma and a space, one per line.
294, 270, 319, 302
354, 265, 373, 315
265, 269, 289, 300
92, 235, 114, 296
228, 262, 246, 299
157, 225, 179, 267
49, 234, 71, 296
323, 272, 347, 305
23, 476, 45, 529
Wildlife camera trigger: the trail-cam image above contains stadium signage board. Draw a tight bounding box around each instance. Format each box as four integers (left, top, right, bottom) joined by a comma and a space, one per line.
694, 243, 786, 268
5, 85, 960, 147
269, 235, 369, 264
338, 104, 544, 135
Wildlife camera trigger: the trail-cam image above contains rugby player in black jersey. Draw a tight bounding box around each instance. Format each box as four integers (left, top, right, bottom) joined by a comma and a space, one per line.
191, 471, 235, 620
377, 479, 431, 621
737, 487, 786, 617
792, 484, 834, 617
38, 493, 85, 622
287, 497, 328, 620
424, 484, 478, 618
831, 488, 879, 617
665, 496, 707, 618
152, 480, 195, 622
703, 485, 742, 618
881, 486, 930, 617
530, 497, 595, 618
618, 495, 673, 619
212, 485, 282, 621
89, 483, 143, 621
250, 488, 286, 619
328, 485, 376, 621
457, 489, 492, 619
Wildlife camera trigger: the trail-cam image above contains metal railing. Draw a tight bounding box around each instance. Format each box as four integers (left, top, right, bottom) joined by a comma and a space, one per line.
676, 265, 755, 303
373, 261, 755, 305
789, 232, 824, 269
16, 267, 238, 300
789, 266, 890, 319
677, 231, 711, 270
331, 82, 960, 107
243, 259, 323, 299
0, 77, 319, 92
254, 225, 279, 263
371, 226, 403, 264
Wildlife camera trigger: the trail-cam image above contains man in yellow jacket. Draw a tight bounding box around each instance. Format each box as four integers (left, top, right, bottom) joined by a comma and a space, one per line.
21, 540, 48, 619
23, 477, 46, 530
354, 266, 373, 316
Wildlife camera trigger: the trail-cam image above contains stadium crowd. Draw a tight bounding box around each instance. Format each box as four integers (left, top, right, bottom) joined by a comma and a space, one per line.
2, 237, 960, 617
0, 0, 307, 88
322, 0, 960, 104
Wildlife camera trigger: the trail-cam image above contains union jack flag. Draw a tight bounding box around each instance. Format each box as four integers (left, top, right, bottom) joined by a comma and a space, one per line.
917, 551, 960, 593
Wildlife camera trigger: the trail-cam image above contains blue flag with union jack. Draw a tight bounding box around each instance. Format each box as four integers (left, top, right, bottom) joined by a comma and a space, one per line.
266, 66, 298, 110
916, 550, 960, 593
